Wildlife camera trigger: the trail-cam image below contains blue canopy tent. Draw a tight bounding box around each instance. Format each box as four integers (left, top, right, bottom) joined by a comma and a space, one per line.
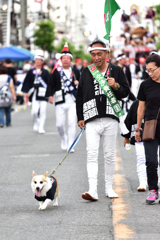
0, 46, 35, 61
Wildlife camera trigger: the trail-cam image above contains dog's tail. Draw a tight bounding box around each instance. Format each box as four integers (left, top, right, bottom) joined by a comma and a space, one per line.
52, 175, 59, 197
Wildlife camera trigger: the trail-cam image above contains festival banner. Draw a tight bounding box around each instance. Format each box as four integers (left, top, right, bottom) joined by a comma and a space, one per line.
104, 0, 121, 40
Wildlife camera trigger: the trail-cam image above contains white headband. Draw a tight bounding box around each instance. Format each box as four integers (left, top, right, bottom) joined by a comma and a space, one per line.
149, 51, 159, 56
34, 55, 44, 61
61, 53, 73, 59
116, 55, 126, 61
87, 46, 108, 54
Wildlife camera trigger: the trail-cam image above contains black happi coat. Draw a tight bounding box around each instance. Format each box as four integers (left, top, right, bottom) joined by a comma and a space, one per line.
76, 63, 130, 123
119, 64, 136, 114
45, 68, 80, 105
122, 65, 132, 87
22, 67, 50, 102
136, 65, 149, 80
35, 176, 57, 202
122, 100, 144, 145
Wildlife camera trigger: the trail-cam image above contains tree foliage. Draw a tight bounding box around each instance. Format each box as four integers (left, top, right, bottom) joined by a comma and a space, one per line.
55, 37, 91, 62
33, 19, 56, 53
74, 45, 91, 62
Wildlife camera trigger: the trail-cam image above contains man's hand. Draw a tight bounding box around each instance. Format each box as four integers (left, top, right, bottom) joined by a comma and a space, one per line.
107, 77, 117, 89
78, 120, 85, 129
123, 138, 130, 147
49, 96, 54, 104
74, 80, 79, 86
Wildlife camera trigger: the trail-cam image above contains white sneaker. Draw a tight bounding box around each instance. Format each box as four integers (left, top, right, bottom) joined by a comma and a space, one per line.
33, 123, 38, 132
38, 129, 45, 134
82, 191, 98, 201
106, 189, 118, 198
61, 135, 67, 150
137, 183, 147, 191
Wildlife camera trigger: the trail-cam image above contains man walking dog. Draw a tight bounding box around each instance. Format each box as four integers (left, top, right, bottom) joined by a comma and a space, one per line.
76, 39, 130, 201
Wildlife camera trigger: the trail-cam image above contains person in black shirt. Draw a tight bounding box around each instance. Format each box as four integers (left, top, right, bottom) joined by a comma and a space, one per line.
72, 58, 82, 77
135, 57, 149, 81
116, 53, 132, 87
135, 53, 160, 204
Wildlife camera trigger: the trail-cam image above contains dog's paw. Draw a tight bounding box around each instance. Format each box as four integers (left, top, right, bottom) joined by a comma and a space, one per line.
39, 206, 47, 210
53, 198, 58, 207
53, 202, 58, 207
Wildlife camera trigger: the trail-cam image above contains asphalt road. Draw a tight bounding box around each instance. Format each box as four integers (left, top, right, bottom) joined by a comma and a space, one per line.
0, 103, 160, 240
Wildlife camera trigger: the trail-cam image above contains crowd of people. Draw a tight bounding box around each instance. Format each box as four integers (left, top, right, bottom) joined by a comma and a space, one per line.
0, 52, 88, 129
120, 5, 157, 60
1, 32, 160, 205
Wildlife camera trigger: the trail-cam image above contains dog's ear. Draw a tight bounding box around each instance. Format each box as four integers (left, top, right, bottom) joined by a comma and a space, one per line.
33, 171, 37, 177
43, 171, 48, 178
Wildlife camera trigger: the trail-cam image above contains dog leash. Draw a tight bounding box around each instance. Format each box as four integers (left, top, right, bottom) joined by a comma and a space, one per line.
48, 127, 85, 176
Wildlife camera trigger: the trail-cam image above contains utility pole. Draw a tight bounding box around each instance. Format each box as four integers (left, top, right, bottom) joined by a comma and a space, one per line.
20, 0, 27, 46
6, 0, 12, 45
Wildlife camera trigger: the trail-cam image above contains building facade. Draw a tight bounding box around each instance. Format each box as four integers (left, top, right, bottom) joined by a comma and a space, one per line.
0, 0, 88, 51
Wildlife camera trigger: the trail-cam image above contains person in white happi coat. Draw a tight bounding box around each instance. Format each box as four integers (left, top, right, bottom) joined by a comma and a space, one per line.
46, 50, 80, 152
22, 55, 50, 134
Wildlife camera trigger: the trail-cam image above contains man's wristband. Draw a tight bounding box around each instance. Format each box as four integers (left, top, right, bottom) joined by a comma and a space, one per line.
135, 127, 143, 132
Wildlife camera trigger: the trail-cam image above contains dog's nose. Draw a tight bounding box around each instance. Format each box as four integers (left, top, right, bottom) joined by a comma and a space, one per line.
36, 187, 40, 191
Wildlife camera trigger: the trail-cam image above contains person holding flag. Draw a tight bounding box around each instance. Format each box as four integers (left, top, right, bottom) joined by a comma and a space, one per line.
76, 39, 130, 201
46, 46, 80, 152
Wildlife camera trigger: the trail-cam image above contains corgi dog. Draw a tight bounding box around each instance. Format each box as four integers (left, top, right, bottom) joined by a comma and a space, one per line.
31, 171, 59, 210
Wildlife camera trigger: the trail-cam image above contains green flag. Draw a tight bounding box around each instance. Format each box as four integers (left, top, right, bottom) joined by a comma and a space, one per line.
104, 0, 121, 40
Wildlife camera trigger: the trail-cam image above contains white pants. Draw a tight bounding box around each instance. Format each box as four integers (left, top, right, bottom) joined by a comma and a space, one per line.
131, 78, 141, 98
119, 113, 129, 135
55, 94, 76, 149
85, 118, 118, 194
31, 95, 47, 131
130, 15, 138, 26
135, 142, 147, 185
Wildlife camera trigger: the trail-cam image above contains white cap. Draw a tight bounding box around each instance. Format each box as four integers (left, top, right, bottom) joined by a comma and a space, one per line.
87, 46, 109, 54
34, 55, 44, 61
